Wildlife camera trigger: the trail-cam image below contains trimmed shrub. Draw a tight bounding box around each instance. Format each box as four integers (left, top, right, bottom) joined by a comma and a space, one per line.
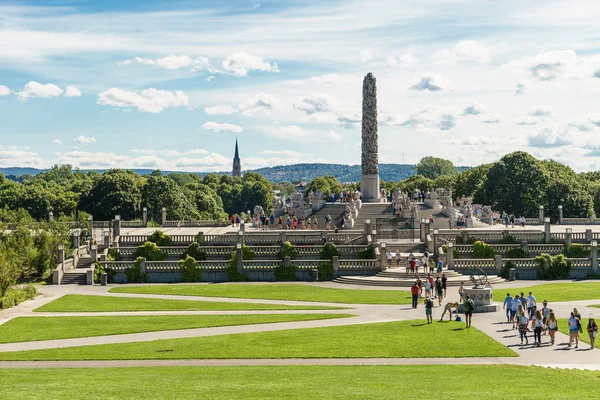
182, 242, 207, 261
106, 248, 121, 261
358, 244, 375, 259
180, 255, 202, 282
441, 244, 459, 260
279, 241, 299, 260
0, 285, 37, 310
320, 243, 341, 260
535, 253, 571, 280
472, 241, 496, 259
226, 245, 255, 282
505, 247, 527, 258
134, 242, 167, 261
93, 261, 116, 284
317, 262, 334, 281
500, 260, 515, 279
126, 257, 147, 283
147, 230, 173, 246
499, 235, 518, 244
274, 264, 298, 281
562, 244, 590, 258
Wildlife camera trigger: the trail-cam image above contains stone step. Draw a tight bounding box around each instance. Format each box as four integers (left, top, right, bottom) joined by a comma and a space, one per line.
333, 275, 505, 287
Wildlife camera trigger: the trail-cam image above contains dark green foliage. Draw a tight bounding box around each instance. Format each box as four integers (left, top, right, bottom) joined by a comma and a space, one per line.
182, 242, 207, 261
142, 175, 200, 223
505, 247, 527, 258
133, 242, 167, 261
106, 248, 121, 262
562, 244, 590, 258
179, 256, 202, 282
441, 244, 459, 259
500, 260, 515, 279
499, 235, 518, 244
304, 176, 342, 199
358, 244, 375, 259
453, 164, 492, 199
279, 241, 298, 260
147, 231, 173, 246
0, 285, 37, 309
472, 241, 496, 259
226, 246, 255, 282
317, 262, 334, 281
535, 254, 571, 280
126, 258, 147, 283
93, 261, 115, 284
415, 157, 457, 179
320, 243, 341, 260
274, 264, 299, 281
455, 236, 476, 245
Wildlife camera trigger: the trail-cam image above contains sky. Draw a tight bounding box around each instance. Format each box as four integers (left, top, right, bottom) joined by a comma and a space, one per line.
1, 0, 600, 173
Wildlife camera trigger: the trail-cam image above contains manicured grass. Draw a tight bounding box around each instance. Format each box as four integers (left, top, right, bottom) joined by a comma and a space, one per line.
34, 295, 343, 312
2, 365, 599, 399
0, 314, 351, 344
0, 320, 515, 360
110, 284, 412, 304
505, 282, 600, 302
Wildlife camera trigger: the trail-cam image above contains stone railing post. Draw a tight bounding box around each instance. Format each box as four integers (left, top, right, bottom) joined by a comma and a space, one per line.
538, 205, 544, 224
236, 244, 243, 274
558, 205, 563, 225
371, 229, 377, 244
57, 244, 65, 265
103, 231, 110, 248
495, 254, 503, 274
88, 215, 94, 241
461, 230, 469, 244
87, 264, 94, 285
544, 217, 551, 243
433, 229, 439, 257
565, 228, 572, 247
114, 215, 121, 238
520, 241, 529, 254
586, 229, 593, 243
240, 221, 246, 233
142, 207, 148, 227
332, 256, 339, 278
197, 232, 204, 244
447, 241, 454, 269
161, 207, 167, 227
280, 231, 287, 245
139, 257, 146, 275
591, 241, 598, 273
90, 243, 98, 262
284, 256, 291, 268
49, 211, 54, 223
73, 232, 80, 256
419, 219, 426, 242
238, 230, 245, 247
380, 242, 387, 271
363, 219, 372, 238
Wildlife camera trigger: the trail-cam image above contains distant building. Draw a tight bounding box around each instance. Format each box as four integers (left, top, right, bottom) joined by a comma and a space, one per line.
294, 178, 307, 192
232, 138, 241, 177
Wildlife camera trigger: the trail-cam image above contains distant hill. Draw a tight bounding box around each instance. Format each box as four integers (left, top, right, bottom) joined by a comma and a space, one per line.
0, 163, 469, 183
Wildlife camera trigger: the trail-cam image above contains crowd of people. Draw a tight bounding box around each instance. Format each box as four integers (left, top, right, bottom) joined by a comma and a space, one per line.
230, 213, 351, 231
503, 291, 598, 349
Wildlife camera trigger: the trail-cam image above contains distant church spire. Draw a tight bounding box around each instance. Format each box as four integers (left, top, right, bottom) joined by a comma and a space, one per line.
232, 138, 241, 177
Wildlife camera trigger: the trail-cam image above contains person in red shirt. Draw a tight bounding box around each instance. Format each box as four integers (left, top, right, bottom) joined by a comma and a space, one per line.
411, 282, 420, 308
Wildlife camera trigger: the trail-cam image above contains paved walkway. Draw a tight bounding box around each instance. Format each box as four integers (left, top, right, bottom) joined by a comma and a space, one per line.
1, 283, 599, 369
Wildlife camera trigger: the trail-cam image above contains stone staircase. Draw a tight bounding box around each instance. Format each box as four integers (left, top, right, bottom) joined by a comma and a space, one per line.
60, 252, 92, 285
310, 204, 347, 228
334, 267, 504, 287
353, 203, 394, 231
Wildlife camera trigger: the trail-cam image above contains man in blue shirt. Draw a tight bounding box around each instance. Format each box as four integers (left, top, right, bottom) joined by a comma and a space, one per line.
437, 257, 443, 274
503, 293, 513, 322
511, 295, 521, 329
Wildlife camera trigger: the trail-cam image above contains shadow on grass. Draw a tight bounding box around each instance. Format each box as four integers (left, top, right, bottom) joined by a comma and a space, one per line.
411, 323, 428, 327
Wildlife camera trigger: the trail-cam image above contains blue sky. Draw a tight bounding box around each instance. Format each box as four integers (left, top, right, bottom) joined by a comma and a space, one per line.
1, 0, 600, 172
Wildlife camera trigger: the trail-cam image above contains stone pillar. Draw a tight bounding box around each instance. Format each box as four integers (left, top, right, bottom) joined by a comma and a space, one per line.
502, 230, 510, 240
538, 205, 544, 224
236, 244, 243, 274
433, 229, 439, 257
461, 230, 469, 244
565, 228, 572, 247
113, 215, 121, 238
592, 241, 598, 273
103, 231, 110, 248
240, 221, 246, 233
73, 232, 80, 256
197, 232, 204, 245
88, 215, 94, 241
161, 207, 167, 226
332, 256, 340, 278
558, 205, 563, 225
90, 243, 98, 262
142, 207, 148, 227
139, 257, 146, 275
87, 266, 94, 285
238, 230, 245, 247
57, 244, 65, 265
586, 229, 592, 243
371, 229, 377, 244
280, 231, 287, 245
447, 241, 454, 269
360, 73, 381, 203
284, 256, 291, 268
380, 243, 387, 271
520, 241, 528, 254
363, 219, 372, 238
544, 217, 551, 243
495, 254, 503, 274
48, 211, 54, 223
419, 219, 426, 242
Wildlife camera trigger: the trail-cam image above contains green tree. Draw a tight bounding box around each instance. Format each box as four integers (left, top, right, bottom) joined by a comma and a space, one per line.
453, 164, 491, 198
305, 176, 342, 199
79, 169, 143, 220
141, 175, 199, 222
415, 157, 457, 179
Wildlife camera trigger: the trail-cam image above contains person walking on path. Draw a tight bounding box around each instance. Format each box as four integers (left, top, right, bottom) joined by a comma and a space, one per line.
411, 282, 420, 309
416, 276, 423, 297
441, 273, 447, 298
531, 309, 544, 347
425, 297, 434, 324
463, 295, 475, 328
568, 312, 580, 348
435, 278, 443, 306
541, 300, 550, 335
526, 292, 536, 318
424, 279, 432, 299
503, 293, 513, 322
427, 274, 435, 298
458, 281, 464, 302
587, 318, 598, 349
573, 308, 583, 333
519, 292, 527, 309
437, 257, 443, 274
511, 295, 521, 329
545, 311, 558, 345
517, 308, 529, 345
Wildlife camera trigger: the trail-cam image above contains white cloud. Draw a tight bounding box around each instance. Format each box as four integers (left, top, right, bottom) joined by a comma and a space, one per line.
528, 106, 554, 117
175, 153, 230, 169
392, 106, 461, 131
439, 114, 458, 130
131, 148, 208, 156
462, 101, 487, 116
567, 117, 595, 132
409, 74, 451, 92
288, 74, 357, 86
65, 85, 82, 97
0, 147, 43, 166
74, 135, 96, 144
238, 93, 281, 116
132, 55, 212, 72
445, 136, 495, 146
432, 40, 490, 65
97, 88, 189, 113
206, 75, 216, 82
17, 81, 63, 100
326, 130, 343, 141
55, 151, 128, 168
260, 149, 304, 157
201, 122, 243, 133
53, 139, 62, 145
589, 114, 600, 127
503, 50, 581, 81
528, 126, 574, 148
0, 85, 10, 96
293, 94, 332, 115
514, 82, 526, 95
220, 52, 279, 77
483, 114, 503, 124
187, 149, 209, 155
205, 105, 237, 115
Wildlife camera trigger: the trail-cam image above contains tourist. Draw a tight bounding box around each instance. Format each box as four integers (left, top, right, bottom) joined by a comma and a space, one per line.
325, 215, 331, 230
386, 250, 393, 266
395, 251, 401, 266
321, 233, 326, 245
526, 291, 536, 318
568, 312, 580, 348
424, 278, 432, 299
230, 214, 235, 227
425, 296, 434, 324
517, 308, 529, 345
587, 318, 598, 349
510, 213, 515, 228
270, 214, 275, 228
463, 295, 475, 328
519, 292, 527, 309
306, 217, 311, 230
458, 281, 464, 302
441, 273, 447, 298
415, 258, 421, 274
312, 216, 318, 230
235, 215, 240, 227
437, 257, 443, 274
448, 218, 452, 230
440, 301, 459, 321
411, 281, 420, 308
531, 309, 544, 347
427, 274, 435, 297
416, 276, 423, 297
423, 255, 429, 273
510, 295, 521, 329
520, 216, 525, 228
503, 293, 513, 322
546, 311, 558, 345
409, 258, 416, 275
541, 300, 550, 335
435, 277, 443, 306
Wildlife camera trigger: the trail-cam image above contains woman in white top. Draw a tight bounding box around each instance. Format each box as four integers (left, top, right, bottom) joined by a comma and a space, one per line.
545, 311, 558, 346
517, 308, 529, 345
531, 309, 544, 347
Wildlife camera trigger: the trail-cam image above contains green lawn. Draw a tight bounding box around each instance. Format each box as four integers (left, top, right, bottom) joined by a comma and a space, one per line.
0, 314, 351, 344
34, 295, 343, 312
2, 365, 599, 399
0, 320, 515, 360
110, 284, 411, 304
505, 282, 600, 302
